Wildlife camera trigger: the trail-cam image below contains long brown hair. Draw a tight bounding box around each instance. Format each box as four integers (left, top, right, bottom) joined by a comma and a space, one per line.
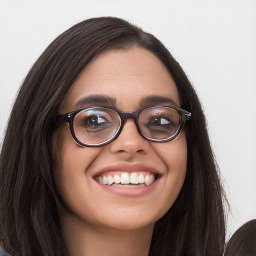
0, 17, 227, 256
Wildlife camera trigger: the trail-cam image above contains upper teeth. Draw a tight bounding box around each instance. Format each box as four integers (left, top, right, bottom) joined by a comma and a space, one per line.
97, 172, 156, 186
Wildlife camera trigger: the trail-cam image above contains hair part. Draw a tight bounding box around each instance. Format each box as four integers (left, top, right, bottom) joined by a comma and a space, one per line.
0, 17, 227, 256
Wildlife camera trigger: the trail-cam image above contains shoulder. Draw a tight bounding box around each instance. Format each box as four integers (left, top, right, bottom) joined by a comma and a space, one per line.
0, 242, 12, 256
0, 246, 10, 256
225, 219, 256, 256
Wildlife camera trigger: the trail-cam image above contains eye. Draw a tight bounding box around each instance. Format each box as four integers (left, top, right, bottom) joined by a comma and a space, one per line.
145, 114, 178, 136
139, 107, 181, 139
148, 115, 172, 127
82, 114, 109, 130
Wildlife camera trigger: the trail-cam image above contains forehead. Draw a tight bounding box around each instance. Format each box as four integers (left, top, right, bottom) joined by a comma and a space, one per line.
61, 46, 180, 113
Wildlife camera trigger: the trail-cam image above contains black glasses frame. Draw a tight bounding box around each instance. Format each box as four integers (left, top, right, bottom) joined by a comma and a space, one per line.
56, 105, 191, 147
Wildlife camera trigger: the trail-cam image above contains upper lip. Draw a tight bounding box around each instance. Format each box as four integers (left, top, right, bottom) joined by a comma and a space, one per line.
92, 163, 162, 178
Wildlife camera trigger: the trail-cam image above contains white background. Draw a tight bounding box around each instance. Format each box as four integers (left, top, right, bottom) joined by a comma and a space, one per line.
0, 0, 255, 239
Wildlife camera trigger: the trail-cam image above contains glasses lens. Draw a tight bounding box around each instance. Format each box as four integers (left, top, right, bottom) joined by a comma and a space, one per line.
139, 106, 181, 140
73, 107, 121, 145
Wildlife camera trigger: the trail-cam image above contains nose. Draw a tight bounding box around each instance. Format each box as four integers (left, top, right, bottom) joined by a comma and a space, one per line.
109, 119, 149, 156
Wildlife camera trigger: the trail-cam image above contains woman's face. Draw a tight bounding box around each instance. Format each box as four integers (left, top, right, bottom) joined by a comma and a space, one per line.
53, 47, 187, 231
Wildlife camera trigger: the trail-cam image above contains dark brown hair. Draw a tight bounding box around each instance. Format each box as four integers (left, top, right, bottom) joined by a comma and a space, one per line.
0, 17, 226, 256
224, 219, 256, 256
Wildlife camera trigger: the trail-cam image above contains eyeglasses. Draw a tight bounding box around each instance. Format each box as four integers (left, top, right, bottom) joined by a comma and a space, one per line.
56, 106, 191, 147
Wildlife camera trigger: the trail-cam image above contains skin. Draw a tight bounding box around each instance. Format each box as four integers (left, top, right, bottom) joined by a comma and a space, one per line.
53, 46, 187, 256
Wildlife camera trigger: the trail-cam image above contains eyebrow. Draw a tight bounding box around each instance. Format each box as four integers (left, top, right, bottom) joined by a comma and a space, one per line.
72, 95, 117, 109
72, 94, 178, 110
140, 95, 179, 108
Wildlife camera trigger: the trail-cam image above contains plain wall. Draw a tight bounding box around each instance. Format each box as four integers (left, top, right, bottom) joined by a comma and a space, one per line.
0, 0, 256, 239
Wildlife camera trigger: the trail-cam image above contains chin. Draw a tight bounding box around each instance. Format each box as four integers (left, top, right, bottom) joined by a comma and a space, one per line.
100, 218, 156, 232
91, 207, 165, 232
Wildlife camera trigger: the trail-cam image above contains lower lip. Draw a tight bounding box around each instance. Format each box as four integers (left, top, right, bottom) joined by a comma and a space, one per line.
95, 178, 160, 197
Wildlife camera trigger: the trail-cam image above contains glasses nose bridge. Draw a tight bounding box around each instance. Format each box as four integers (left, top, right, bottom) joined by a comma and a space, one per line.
121, 111, 139, 123
118, 111, 142, 138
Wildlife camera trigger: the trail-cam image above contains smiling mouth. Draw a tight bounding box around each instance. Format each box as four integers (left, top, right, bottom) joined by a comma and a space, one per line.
95, 172, 157, 187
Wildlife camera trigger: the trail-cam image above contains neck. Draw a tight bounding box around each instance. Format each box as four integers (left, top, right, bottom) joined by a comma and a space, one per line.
60, 211, 154, 256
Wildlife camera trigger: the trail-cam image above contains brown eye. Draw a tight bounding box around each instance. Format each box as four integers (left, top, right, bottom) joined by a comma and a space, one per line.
148, 115, 172, 126
83, 115, 108, 129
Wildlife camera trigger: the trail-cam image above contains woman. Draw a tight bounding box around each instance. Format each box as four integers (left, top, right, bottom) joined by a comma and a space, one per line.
0, 17, 226, 256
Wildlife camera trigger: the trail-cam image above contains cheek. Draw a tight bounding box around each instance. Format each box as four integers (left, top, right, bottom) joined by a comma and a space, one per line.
151, 132, 187, 212
52, 126, 102, 205
53, 125, 101, 170
154, 132, 187, 174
